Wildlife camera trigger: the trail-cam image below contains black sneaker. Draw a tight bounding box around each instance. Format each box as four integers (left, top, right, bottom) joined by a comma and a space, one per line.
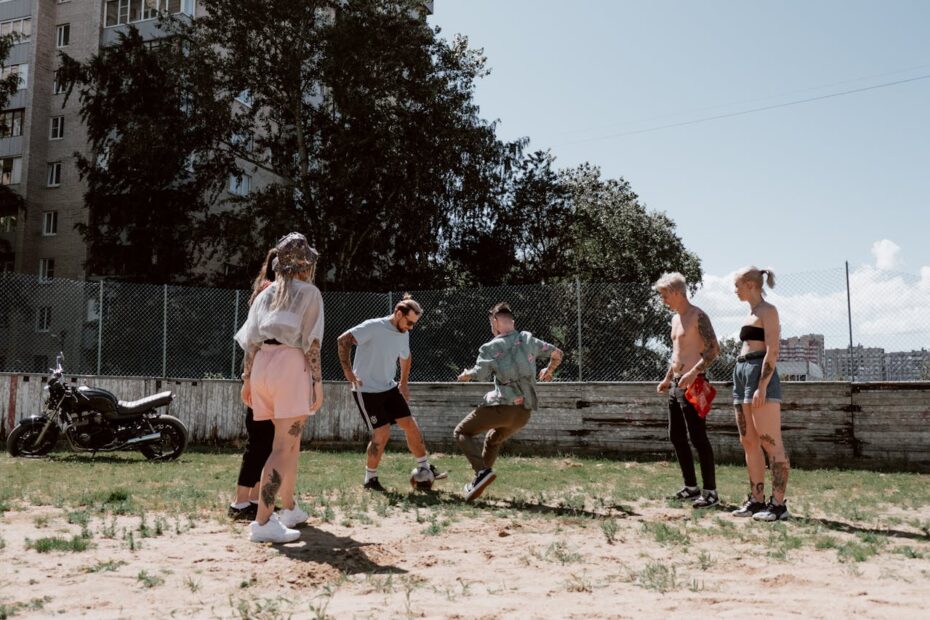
692, 490, 719, 509
753, 498, 790, 522
429, 464, 448, 481
228, 503, 258, 521
731, 495, 767, 518
463, 468, 496, 502
364, 477, 386, 492
669, 486, 701, 501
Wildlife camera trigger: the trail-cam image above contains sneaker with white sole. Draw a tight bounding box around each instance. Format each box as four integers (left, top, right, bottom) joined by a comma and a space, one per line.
669, 486, 701, 501
692, 489, 719, 509
249, 514, 300, 543
753, 498, 790, 522
279, 504, 309, 528
429, 464, 448, 481
463, 468, 496, 502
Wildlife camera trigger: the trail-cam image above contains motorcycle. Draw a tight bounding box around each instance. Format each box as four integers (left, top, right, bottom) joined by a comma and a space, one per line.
6, 353, 188, 461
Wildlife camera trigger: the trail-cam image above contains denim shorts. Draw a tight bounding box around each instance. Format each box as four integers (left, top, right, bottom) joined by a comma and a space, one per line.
732, 352, 781, 404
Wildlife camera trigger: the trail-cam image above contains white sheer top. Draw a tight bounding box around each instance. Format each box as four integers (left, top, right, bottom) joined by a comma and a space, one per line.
235, 278, 324, 354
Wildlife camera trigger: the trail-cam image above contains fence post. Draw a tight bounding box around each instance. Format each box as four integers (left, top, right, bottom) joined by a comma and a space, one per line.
387, 291, 393, 314
845, 260, 855, 381
162, 284, 168, 379
231, 290, 240, 379
575, 277, 583, 382
96, 280, 104, 375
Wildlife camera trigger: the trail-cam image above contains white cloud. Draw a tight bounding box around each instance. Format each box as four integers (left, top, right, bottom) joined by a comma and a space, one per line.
871, 239, 902, 271
692, 259, 930, 352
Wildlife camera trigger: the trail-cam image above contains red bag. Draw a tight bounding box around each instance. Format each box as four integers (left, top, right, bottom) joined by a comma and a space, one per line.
685, 375, 716, 418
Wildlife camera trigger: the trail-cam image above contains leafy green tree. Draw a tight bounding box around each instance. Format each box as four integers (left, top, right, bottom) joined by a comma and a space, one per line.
0, 32, 24, 252
59, 28, 237, 283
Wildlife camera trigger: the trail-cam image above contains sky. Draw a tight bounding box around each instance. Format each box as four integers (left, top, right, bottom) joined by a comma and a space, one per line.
432, 1, 930, 350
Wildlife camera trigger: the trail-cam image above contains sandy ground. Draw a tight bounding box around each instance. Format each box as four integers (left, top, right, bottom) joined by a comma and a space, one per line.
1, 498, 929, 619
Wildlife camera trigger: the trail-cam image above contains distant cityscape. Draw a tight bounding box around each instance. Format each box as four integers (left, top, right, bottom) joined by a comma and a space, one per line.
775, 334, 930, 381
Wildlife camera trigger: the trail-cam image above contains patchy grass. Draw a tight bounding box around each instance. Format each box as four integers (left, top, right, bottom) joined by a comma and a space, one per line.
26, 535, 90, 553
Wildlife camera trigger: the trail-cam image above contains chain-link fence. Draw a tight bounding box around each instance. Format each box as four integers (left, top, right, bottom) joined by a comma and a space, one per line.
2, 266, 929, 381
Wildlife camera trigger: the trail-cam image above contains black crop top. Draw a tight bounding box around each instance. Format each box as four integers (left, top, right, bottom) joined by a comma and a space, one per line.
739, 325, 765, 342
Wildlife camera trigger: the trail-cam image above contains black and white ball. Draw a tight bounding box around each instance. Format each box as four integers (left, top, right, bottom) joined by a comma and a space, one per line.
410, 466, 435, 490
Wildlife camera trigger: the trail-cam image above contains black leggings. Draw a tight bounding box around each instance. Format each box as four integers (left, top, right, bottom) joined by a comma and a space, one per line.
236, 408, 275, 488
668, 391, 716, 490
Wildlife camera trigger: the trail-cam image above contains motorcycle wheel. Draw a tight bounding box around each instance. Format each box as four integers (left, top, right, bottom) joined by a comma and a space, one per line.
139, 415, 188, 461
7, 423, 59, 457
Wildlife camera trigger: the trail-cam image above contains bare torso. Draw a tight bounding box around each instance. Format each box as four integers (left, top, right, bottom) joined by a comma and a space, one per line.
740, 303, 770, 356
670, 305, 706, 376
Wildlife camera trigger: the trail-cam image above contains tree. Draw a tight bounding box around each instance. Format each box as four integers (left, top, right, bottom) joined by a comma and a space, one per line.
59, 28, 237, 283
0, 32, 24, 254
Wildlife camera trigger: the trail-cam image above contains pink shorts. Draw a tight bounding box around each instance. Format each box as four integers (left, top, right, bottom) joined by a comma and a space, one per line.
250, 344, 313, 421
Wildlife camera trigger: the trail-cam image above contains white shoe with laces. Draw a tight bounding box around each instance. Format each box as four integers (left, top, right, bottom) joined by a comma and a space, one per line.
249, 514, 301, 543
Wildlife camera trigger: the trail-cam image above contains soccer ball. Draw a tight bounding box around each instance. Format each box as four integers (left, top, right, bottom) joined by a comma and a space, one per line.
410, 466, 435, 490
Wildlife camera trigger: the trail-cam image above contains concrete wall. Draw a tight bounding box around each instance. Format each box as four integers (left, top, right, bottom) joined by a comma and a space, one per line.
2, 373, 928, 471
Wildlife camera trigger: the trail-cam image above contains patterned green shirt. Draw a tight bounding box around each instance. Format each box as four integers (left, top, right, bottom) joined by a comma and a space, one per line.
465, 330, 556, 410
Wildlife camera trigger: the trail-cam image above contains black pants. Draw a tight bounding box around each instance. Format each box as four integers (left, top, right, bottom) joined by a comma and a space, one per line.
668, 389, 716, 490
237, 408, 275, 488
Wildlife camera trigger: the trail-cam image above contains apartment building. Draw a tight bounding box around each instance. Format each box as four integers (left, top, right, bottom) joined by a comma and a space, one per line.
779, 333, 825, 368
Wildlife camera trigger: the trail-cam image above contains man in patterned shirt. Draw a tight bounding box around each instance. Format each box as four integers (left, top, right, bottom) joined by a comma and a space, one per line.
455, 302, 563, 501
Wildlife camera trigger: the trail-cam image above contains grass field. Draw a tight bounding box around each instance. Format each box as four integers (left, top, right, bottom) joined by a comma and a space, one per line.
0, 448, 928, 618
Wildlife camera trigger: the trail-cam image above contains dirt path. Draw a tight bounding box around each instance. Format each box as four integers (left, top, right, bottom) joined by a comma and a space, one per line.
1, 502, 928, 619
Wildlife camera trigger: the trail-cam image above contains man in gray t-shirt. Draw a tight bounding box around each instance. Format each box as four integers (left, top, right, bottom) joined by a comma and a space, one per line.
337, 295, 445, 492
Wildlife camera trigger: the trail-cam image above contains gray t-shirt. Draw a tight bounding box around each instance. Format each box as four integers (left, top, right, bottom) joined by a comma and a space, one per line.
350, 317, 410, 394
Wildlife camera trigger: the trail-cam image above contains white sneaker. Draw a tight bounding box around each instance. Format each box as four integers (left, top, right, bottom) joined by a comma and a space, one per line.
278, 503, 309, 528
249, 514, 300, 543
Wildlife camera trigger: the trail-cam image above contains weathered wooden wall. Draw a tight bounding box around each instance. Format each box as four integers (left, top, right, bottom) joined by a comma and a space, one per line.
2, 374, 928, 471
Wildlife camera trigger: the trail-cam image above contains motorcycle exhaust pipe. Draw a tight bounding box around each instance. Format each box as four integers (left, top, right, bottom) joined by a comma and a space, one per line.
124, 432, 161, 446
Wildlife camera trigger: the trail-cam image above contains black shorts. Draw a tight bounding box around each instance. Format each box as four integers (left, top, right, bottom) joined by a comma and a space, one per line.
352, 386, 412, 431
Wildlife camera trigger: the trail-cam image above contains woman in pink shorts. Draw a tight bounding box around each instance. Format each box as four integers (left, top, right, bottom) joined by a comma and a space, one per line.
235, 232, 324, 543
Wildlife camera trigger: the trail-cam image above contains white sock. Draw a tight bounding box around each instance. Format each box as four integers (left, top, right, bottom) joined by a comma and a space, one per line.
416, 455, 429, 468
365, 468, 378, 483
685, 485, 699, 492
231, 501, 251, 510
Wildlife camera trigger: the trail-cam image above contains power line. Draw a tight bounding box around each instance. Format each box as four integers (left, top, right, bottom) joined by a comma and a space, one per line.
557, 73, 930, 146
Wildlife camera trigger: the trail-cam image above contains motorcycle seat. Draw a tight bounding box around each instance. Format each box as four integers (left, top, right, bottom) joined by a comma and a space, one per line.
117, 391, 174, 415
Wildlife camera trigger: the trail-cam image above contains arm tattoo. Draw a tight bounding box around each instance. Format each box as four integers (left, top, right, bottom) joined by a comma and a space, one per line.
772, 461, 789, 496
288, 420, 304, 437
307, 340, 322, 383
260, 469, 282, 509
696, 311, 719, 370
337, 333, 356, 374
761, 362, 775, 381
242, 346, 258, 377
548, 349, 563, 372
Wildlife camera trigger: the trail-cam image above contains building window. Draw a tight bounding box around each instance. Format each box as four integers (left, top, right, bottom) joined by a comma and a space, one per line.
229, 173, 251, 196
50, 117, 65, 140
1, 64, 29, 91
36, 307, 52, 332
43, 211, 59, 236
0, 18, 31, 43
53, 77, 66, 95
0, 109, 24, 138
0, 157, 22, 185
39, 258, 55, 281
106, 0, 195, 27
0, 214, 15, 232
56, 24, 70, 48
47, 162, 62, 187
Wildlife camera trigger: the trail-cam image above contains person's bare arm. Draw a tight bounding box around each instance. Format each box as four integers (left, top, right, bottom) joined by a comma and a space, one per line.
337, 331, 362, 388
398, 354, 412, 401
538, 348, 563, 381
753, 305, 781, 407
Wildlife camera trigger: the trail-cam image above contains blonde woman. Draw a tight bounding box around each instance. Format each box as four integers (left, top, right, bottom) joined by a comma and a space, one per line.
235, 233, 324, 543
731, 266, 789, 521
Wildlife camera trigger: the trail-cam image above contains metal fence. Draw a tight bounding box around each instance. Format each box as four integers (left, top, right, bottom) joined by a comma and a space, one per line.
2, 265, 929, 382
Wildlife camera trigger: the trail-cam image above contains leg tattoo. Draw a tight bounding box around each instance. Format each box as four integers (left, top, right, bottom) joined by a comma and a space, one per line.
735, 405, 746, 437
288, 420, 304, 437
759, 433, 776, 449
261, 469, 282, 509
772, 461, 789, 497
752, 481, 764, 500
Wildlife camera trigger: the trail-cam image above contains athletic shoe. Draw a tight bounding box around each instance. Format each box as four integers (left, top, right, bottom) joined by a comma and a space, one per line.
249, 514, 300, 543
364, 477, 387, 492
668, 486, 701, 501
228, 503, 258, 521
429, 464, 448, 481
753, 498, 790, 522
692, 490, 719, 509
278, 503, 309, 528
463, 468, 496, 502
731, 496, 767, 518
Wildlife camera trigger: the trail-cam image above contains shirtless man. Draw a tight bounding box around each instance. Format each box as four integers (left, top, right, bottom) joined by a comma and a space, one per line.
655, 272, 721, 509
